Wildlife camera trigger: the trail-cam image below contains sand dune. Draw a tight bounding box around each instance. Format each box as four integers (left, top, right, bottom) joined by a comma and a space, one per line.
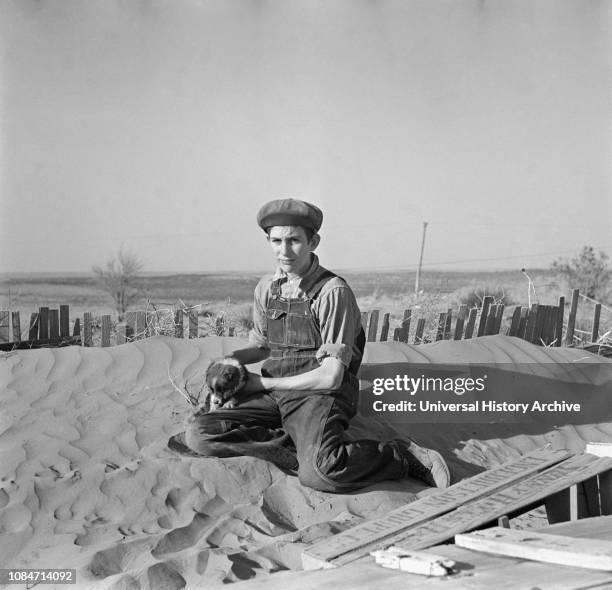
1, 335, 611, 589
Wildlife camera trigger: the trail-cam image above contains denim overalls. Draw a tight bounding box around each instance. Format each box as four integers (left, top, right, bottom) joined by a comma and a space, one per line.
184, 266, 405, 492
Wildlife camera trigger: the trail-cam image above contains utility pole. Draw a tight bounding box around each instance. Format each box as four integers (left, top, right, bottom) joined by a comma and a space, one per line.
414, 221, 428, 298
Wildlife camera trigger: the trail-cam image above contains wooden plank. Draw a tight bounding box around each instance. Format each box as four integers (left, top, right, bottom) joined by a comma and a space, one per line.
116, 323, 127, 345
524, 303, 539, 343
73, 317, 81, 338
484, 304, 498, 336
508, 306, 522, 337
494, 304, 505, 335
59, 305, 70, 338
566, 288, 579, 346
533, 304, 547, 345
38, 306, 50, 340
83, 312, 93, 347
367, 310, 380, 342
592, 303, 602, 343
379, 313, 390, 342
455, 527, 612, 571
392, 327, 400, 342
29, 313, 39, 340
0, 311, 9, 344
400, 309, 411, 343
453, 305, 468, 340
101, 315, 111, 347
444, 308, 452, 340
413, 318, 426, 345
555, 295, 565, 347
174, 310, 183, 339
463, 308, 478, 339
387, 455, 612, 556
125, 311, 137, 341
135, 310, 147, 340
49, 309, 60, 339
189, 308, 198, 339
11, 312, 21, 343
435, 312, 446, 341
517, 307, 529, 339
477, 296, 494, 337
302, 449, 571, 569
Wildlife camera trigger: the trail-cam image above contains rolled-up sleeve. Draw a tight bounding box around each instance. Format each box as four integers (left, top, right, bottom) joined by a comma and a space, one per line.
248, 278, 270, 349
315, 285, 360, 368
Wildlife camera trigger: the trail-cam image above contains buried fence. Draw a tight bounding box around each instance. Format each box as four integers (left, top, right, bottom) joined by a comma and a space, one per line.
0, 289, 609, 353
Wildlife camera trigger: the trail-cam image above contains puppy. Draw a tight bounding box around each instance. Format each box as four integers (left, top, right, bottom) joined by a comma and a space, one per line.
204, 356, 248, 411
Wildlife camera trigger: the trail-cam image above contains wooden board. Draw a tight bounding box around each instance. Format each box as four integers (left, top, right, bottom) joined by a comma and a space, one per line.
302, 448, 570, 569
455, 527, 612, 570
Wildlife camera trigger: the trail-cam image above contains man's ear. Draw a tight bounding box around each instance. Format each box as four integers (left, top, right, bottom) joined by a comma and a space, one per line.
310, 233, 321, 250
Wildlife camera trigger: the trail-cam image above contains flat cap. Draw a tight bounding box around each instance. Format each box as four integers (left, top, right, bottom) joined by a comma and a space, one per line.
256, 198, 323, 231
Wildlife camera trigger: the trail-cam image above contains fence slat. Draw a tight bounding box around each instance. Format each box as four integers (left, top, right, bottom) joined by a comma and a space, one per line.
554, 296, 565, 347
484, 304, 498, 336
436, 312, 446, 341
477, 296, 494, 337
444, 308, 452, 340
38, 307, 50, 340
83, 312, 93, 346
11, 312, 21, 343
49, 309, 60, 339
517, 307, 529, 339
29, 313, 39, 340
414, 318, 426, 344
125, 312, 137, 342
136, 311, 147, 340
508, 306, 522, 337
565, 289, 579, 346
174, 310, 184, 339
464, 308, 478, 339
392, 327, 401, 342
101, 315, 111, 347
494, 304, 505, 335
592, 303, 602, 343
543, 305, 557, 346
189, 309, 198, 339
524, 304, 539, 343
60, 305, 70, 338
367, 310, 380, 342
379, 313, 390, 342
453, 305, 468, 340
0, 311, 9, 344
73, 317, 81, 337
116, 323, 127, 345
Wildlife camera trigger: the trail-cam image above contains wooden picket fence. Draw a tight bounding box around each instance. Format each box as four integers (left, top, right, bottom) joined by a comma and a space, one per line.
0, 289, 607, 352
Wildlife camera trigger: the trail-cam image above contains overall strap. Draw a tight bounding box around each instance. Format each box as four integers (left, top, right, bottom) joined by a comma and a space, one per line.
299, 268, 339, 300
270, 278, 283, 298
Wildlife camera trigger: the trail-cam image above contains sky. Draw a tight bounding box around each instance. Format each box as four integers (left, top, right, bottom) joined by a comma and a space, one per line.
1, 0, 611, 274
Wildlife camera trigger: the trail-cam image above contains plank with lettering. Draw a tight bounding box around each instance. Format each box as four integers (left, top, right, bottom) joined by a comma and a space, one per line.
302, 448, 570, 569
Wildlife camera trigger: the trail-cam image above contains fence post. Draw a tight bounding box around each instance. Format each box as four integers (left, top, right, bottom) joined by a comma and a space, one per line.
400, 309, 412, 343
367, 310, 380, 342
494, 304, 505, 334
174, 310, 184, 339
453, 305, 468, 340
49, 309, 60, 339
60, 305, 70, 338
11, 312, 21, 343
379, 313, 390, 342
73, 318, 81, 338
484, 304, 498, 336
189, 309, 198, 339
83, 312, 93, 346
125, 312, 137, 342
524, 304, 539, 343
29, 313, 39, 340
38, 307, 50, 340
136, 311, 147, 340
463, 308, 478, 339
444, 308, 452, 339
0, 311, 9, 344
591, 303, 602, 343
435, 312, 446, 341
414, 318, 426, 344
565, 289, 579, 346
555, 296, 565, 347
101, 315, 111, 347
508, 306, 522, 336
477, 296, 494, 337
116, 323, 127, 345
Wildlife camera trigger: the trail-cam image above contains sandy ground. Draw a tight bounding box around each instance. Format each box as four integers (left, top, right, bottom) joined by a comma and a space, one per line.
1, 335, 611, 589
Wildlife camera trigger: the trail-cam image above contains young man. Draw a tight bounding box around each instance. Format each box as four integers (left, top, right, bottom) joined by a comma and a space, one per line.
184, 198, 450, 492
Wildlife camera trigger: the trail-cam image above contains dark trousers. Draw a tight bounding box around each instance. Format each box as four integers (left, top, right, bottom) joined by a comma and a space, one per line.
184, 372, 405, 493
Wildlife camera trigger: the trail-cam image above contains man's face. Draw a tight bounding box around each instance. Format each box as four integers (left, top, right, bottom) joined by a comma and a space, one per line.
267, 225, 319, 276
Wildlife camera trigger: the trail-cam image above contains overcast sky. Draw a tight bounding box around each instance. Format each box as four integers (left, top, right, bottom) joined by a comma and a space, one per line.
1, 0, 610, 274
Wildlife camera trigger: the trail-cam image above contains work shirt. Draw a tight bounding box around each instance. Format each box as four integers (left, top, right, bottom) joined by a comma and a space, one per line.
249, 254, 363, 370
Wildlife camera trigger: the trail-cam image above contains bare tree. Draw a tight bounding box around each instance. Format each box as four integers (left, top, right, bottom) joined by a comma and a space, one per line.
92, 248, 143, 320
